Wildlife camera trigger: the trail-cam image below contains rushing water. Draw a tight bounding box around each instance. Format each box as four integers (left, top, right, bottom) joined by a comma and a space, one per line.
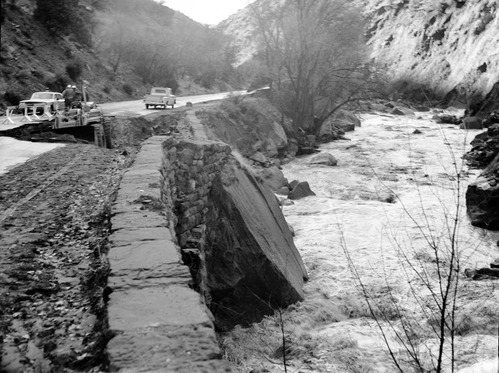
224, 111, 499, 373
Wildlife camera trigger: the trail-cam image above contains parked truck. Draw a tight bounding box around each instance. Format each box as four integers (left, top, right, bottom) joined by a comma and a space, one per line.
143, 87, 176, 109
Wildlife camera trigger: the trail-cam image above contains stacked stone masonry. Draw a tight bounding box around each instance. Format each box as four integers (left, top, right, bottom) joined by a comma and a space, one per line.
106, 136, 234, 372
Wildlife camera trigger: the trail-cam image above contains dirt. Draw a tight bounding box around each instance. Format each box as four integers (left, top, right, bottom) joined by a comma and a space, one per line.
0, 143, 134, 372
0, 107, 197, 372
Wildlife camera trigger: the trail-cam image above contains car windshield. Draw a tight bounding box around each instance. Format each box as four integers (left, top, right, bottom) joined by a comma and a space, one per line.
154, 89, 167, 94
31, 93, 54, 100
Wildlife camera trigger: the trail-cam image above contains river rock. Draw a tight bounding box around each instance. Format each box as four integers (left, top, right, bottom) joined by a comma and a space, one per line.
309, 153, 338, 166
288, 181, 316, 200
255, 165, 288, 191
204, 160, 308, 330
392, 106, 415, 116
460, 117, 483, 130
466, 153, 499, 230
433, 114, 461, 124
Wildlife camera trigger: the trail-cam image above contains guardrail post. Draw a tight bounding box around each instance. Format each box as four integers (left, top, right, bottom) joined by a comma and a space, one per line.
20, 106, 33, 122
41, 104, 54, 120
32, 104, 43, 120
3, 106, 17, 124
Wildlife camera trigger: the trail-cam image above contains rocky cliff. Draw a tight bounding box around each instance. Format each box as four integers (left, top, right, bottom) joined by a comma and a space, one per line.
364, 0, 498, 103
221, 0, 498, 106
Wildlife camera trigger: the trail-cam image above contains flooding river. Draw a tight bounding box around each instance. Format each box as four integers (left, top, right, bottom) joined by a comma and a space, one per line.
225, 111, 499, 373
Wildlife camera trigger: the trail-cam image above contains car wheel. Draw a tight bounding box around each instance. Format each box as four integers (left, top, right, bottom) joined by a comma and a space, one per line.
145, 104, 149, 109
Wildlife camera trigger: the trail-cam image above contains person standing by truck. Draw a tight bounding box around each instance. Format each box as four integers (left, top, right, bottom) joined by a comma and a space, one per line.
62, 85, 74, 109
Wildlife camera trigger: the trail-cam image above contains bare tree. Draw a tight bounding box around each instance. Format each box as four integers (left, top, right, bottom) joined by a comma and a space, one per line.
250, 0, 379, 132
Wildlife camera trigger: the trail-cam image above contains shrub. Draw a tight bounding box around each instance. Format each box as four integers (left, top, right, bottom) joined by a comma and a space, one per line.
4, 83, 31, 105
122, 83, 133, 96
65, 59, 83, 81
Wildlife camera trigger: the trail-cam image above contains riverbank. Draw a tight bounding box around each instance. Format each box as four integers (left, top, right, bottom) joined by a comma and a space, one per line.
221, 111, 499, 372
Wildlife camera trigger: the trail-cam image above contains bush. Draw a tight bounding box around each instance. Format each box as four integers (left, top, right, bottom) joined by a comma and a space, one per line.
4, 83, 31, 105
122, 83, 133, 96
34, 0, 93, 46
65, 59, 83, 81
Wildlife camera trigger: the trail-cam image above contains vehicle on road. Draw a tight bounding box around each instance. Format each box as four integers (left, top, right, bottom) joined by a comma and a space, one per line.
144, 87, 176, 109
19, 91, 65, 112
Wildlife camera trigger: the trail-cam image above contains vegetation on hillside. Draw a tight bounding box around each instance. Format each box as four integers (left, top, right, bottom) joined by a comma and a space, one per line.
0, 0, 242, 108
94, 0, 241, 92
247, 0, 387, 133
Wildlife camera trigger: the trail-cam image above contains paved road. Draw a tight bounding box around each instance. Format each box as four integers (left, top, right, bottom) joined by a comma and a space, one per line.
100, 90, 247, 117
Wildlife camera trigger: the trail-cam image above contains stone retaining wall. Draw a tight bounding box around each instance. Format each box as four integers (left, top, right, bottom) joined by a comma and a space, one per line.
106, 135, 234, 372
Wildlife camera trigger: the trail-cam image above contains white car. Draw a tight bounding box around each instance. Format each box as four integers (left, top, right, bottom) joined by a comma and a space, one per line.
19, 91, 66, 112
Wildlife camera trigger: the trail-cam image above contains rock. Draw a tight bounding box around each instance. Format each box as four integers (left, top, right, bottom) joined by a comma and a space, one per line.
204, 160, 308, 330
434, 114, 461, 124
413, 129, 422, 134
296, 146, 319, 156
309, 153, 338, 166
319, 110, 360, 141
255, 166, 288, 191
465, 267, 499, 280
186, 102, 193, 107
332, 110, 361, 130
275, 186, 290, 196
460, 117, 483, 130
488, 123, 499, 137
414, 106, 431, 112
466, 153, 499, 230
392, 107, 415, 116
249, 151, 268, 165
288, 181, 316, 200
490, 259, 499, 269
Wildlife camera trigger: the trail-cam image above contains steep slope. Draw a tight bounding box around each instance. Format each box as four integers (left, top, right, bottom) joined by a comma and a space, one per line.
365, 0, 499, 101
220, 0, 499, 105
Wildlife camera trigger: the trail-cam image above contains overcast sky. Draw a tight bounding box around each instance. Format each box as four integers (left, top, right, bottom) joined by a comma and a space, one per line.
161, 0, 255, 25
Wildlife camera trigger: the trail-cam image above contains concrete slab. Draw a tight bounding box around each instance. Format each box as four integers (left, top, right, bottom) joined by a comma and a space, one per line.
109, 227, 172, 245
107, 324, 234, 372
108, 286, 212, 331
108, 240, 181, 272
111, 211, 167, 230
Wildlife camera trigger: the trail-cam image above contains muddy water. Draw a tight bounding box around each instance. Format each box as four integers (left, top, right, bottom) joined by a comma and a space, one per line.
0, 137, 63, 175
278, 112, 499, 372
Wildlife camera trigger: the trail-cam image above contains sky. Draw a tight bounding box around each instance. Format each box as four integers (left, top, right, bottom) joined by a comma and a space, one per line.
161, 0, 255, 25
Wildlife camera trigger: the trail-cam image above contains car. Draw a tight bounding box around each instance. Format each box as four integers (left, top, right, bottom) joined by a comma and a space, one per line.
144, 87, 176, 109
18, 91, 66, 112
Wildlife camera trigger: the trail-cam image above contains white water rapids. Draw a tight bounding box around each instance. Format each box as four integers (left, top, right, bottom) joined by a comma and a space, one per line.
224, 111, 499, 373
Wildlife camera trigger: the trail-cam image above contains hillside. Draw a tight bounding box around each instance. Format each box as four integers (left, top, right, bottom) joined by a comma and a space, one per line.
219, 0, 499, 110
0, 0, 239, 109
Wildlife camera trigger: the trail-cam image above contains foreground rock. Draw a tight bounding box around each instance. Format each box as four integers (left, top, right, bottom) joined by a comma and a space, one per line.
205, 159, 308, 330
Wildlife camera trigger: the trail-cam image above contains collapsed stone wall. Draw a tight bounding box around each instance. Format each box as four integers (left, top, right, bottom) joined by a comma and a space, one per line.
159, 137, 307, 331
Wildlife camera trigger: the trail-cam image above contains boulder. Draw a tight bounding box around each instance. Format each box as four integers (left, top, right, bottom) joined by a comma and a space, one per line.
433, 114, 461, 124
466, 153, 499, 230
248, 151, 268, 165
205, 161, 308, 330
460, 117, 483, 130
392, 106, 415, 116
414, 106, 431, 112
488, 123, 499, 137
288, 181, 316, 200
255, 165, 288, 191
309, 152, 338, 166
